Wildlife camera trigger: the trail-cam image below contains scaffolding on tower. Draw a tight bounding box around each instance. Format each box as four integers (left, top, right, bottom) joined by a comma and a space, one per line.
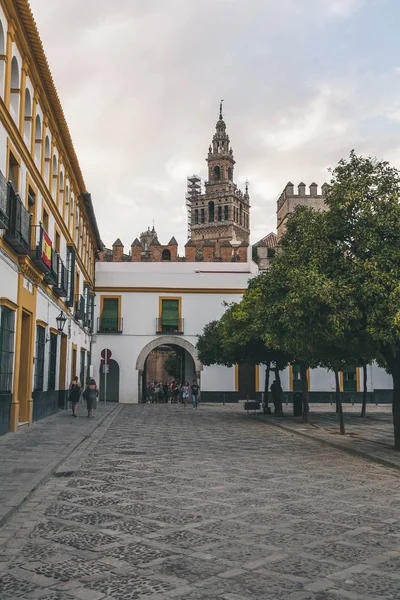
186, 175, 201, 239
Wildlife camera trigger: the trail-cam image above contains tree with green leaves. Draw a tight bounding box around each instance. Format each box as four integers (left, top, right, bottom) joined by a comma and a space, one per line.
164, 350, 181, 382
325, 151, 400, 448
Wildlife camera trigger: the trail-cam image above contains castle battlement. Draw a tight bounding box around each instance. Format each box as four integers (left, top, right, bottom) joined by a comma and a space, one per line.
276, 181, 329, 241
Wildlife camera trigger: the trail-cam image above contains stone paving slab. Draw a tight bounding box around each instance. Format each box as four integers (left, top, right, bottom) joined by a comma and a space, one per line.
1, 404, 400, 599
239, 402, 400, 471
0, 402, 120, 527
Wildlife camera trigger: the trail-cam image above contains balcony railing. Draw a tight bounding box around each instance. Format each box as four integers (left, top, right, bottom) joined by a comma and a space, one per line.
97, 316, 123, 333
31, 225, 54, 275
53, 258, 68, 297
43, 247, 59, 286
74, 294, 85, 320
156, 318, 184, 334
0, 171, 10, 230
3, 189, 31, 254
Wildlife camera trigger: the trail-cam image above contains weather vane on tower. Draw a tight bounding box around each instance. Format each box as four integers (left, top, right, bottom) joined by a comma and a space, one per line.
219, 99, 224, 120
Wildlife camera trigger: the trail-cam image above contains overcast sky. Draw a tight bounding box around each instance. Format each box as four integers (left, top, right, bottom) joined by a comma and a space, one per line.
29, 0, 400, 250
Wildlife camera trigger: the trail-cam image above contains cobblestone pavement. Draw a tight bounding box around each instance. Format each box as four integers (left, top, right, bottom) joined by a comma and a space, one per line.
0, 404, 118, 527
250, 403, 400, 471
1, 404, 400, 600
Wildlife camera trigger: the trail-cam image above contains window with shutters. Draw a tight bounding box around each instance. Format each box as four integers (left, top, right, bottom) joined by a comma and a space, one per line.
159, 297, 182, 333
0, 306, 15, 393
99, 297, 121, 332
47, 332, 57, 391
342, 366, 357, 392
34, 325, 46, 391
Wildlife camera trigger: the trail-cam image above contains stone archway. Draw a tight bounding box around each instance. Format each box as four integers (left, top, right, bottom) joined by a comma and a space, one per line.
136, 337, 202, 402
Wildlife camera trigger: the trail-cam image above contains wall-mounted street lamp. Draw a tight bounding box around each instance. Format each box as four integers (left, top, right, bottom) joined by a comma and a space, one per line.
56, 311, 67, 333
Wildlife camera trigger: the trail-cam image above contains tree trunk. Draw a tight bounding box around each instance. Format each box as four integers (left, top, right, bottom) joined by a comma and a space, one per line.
392, 366, 400, 451
334, 368, 345, 435
263, 361, 271, 414
274, 368, 283, 417
300, 362, 309, 424
361, 363, 367, 417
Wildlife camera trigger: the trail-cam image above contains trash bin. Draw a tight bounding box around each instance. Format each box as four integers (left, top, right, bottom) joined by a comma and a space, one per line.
293, 392, 303, 417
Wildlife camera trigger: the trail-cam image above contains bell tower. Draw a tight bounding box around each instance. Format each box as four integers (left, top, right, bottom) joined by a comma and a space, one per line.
188, 103, 250, 251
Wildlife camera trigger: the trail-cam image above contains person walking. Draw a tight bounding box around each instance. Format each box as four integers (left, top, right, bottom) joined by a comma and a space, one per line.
182, 381, 190, 408
83, 378, 98, 418
68, 376, 81, 417
191, 379, 200, 409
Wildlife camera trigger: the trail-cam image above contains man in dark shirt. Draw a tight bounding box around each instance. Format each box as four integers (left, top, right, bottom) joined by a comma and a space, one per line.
191, 380, 200, 409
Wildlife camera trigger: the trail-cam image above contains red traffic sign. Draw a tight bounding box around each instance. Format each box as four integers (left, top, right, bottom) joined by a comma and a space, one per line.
101, 348, 112, 360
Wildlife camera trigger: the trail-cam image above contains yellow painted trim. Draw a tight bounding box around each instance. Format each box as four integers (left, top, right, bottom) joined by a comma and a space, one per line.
289, 363, 293, 393
96, 287, 247, 294
339, 371, 344, 393
36, 319, 47, 328
356, 367, 360, 393
100, 295, 121, 323
18, 62, 27, 133
0, 297, 18, 310
234, 364, 239, 392
6, 137, 21, 190
158, 296, 182, 332
54, 224, 61, 254
255, 364, 259, 393
49, 327, 59, 336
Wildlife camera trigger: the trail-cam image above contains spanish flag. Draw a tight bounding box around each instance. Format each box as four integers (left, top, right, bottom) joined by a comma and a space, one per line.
42, 230, 52, 268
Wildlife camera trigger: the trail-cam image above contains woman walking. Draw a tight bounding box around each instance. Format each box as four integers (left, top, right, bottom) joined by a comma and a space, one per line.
69, 376, 81, 417
83, 378, 98, 418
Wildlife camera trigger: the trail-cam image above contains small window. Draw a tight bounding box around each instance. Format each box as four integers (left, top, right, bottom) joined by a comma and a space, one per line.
208, 201, 215, 223
292, 363, 302, 392
34, 325, 46, 391
100, 297, 120, 332
224, 205, 229, 220
218, 206, 222, 221
227, 167, 233, 181
8, 151, 19, 192
267, 247, 276, 258
55, 231, 60, 254
0, 306, 16, 393
161, 249, 171, 261
194, 209, 198, 225
201, 208, 205, 224
160, 299, 180, 333
213, 165, 221, 181
47, 332, 58, 391
42, 208, 49, 233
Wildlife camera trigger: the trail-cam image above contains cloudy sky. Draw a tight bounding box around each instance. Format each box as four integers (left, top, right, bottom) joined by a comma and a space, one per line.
30, 0, 400, 250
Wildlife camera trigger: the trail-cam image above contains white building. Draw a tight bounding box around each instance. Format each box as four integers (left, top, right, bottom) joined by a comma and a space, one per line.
92, 256, 259, 403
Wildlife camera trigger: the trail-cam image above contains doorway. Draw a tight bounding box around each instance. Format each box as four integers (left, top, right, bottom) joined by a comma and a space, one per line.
71, 346, 77, 381
99, 359, 119, 402
238, 363, 256, 399
59, 333, 67, 391
18, 310, 32, 422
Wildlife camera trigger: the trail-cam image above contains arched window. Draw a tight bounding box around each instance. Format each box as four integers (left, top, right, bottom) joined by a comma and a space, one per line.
161, 249, 171, 261
0, 21, 5, 98
24, 88, 32, 144
59, 171, 64, 212
34, 114, 42, 165
52, 154, 58, 198
227, 167, 232, 181
44, 136, 50, 183
213, 165, 221, 181
224, 205, 229, 220
194, 209, 198, 224
208, 201, 215, 222
218, 206, 222, 221
240, 204, 243, 225
10, 57, 20, 119
201, 208, 205, 224
64, 184, 69, 222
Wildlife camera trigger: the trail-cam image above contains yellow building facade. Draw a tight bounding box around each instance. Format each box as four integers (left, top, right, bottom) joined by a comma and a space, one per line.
0, 0, 102, 433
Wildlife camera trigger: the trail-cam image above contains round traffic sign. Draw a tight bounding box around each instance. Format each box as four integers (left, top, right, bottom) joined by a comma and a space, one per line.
101, 348, 112, 360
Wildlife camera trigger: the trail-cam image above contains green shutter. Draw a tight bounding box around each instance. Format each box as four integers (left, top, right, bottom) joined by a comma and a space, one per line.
101, 298, 118, 331
343, 366, 357, 392
162, 300, 179, 327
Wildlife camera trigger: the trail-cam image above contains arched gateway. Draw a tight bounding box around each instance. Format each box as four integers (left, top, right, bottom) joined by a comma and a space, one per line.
136, 336, 202, 402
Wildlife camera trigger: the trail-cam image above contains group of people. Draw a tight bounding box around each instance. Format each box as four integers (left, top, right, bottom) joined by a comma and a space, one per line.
68, 376, 98, 418
145, 380, 200, 408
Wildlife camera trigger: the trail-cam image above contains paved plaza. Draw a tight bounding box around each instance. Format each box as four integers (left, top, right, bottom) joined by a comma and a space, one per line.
1, 404, 400, 600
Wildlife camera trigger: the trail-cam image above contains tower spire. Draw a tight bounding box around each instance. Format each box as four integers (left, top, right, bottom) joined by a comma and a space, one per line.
219, 99, 224, 120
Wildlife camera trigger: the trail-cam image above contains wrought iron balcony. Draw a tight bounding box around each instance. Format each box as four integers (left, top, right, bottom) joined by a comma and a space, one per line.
3, 188, 31, 254
43, 247, 58, 286
156, 318, 184, 334
97, 316, 123, 333
0, 171, 10, 230
31, 225, 54, 275
53, 257, 68, 297
74, 294, 85, 321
